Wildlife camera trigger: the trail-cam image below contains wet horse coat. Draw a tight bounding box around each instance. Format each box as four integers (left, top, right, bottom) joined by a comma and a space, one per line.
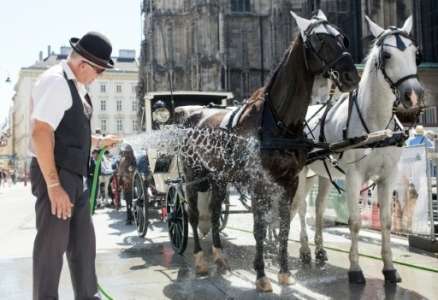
180, 10, 359, 292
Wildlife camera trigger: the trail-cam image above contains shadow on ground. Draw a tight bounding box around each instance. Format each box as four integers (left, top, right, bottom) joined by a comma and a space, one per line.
114, 234, 429, 300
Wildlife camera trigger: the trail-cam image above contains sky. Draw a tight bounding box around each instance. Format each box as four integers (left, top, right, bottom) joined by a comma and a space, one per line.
0, 0, 142, 123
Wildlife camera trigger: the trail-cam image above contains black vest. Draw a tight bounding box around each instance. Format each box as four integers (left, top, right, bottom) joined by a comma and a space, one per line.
53, 72, 92, 176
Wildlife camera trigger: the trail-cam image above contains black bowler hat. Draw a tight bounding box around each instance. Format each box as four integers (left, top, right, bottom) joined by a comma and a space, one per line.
69, 31, 114, 69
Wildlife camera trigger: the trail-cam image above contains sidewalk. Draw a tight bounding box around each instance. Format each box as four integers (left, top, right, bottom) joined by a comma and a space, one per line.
0, 186, 437, 299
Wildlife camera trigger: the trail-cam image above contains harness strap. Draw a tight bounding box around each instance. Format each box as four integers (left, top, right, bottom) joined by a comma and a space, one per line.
318, 85, 336, 143
323, 160, 344, 194
343, 91, 355, 140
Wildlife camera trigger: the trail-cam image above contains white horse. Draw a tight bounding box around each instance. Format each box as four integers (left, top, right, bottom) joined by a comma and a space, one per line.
292, 15, 424, 284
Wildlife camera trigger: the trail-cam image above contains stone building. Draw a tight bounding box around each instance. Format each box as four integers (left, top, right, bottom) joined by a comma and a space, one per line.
11, 47, 138, 177
138, 0, 438, 126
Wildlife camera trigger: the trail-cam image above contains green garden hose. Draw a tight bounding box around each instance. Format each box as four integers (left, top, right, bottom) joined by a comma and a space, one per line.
89, 148, 114, 300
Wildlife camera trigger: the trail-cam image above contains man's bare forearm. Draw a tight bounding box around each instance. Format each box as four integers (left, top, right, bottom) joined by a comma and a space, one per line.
32, 127, 59, 186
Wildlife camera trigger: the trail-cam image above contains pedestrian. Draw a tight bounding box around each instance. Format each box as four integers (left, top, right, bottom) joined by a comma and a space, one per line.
89, 149, 100, 195
406, 125, 433, 147
29, 31, 121, 299
98, 150, 113, 207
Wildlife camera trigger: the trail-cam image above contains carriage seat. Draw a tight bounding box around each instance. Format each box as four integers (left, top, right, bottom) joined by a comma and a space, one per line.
219, 105, 246, 131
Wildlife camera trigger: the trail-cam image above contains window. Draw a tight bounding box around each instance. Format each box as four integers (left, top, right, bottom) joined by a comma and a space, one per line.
231, 0, 250, 12
116, 100, 122, 112
100, 100, 106, 111
131, 84, 137, 94
132, 100, 137, 112
116, 85, 122, 93
101, 119, 107, 132
116, 119, 123, 132
100, 84, 106, 93
132, 119, 138, 131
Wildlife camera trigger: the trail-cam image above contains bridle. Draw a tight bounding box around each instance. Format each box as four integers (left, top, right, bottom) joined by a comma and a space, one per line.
375, 27, 422, 107
303, 18, 353, 84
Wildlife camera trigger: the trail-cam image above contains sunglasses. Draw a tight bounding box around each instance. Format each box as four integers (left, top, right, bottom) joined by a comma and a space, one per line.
82, 60, 105, 74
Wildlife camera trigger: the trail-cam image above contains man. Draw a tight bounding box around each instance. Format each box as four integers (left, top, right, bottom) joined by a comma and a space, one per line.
89, 149, 100, 193
30, 32, 121, 299
406, 125, 433, 147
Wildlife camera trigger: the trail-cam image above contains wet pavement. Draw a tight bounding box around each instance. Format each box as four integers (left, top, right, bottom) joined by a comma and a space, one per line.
0, 183, 437, 299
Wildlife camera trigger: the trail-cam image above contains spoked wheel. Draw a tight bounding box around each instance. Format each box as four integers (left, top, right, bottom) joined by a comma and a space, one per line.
167, 184, 188, 255
132, 171, 148, 237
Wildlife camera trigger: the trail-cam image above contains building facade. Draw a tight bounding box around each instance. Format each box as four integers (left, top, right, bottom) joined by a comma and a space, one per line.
12, 47, 139, 177
137, 0, 438, 126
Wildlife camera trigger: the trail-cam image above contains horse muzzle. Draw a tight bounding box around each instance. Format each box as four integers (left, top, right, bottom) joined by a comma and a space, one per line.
328, 53, 360, 93
398, 81, 425, 109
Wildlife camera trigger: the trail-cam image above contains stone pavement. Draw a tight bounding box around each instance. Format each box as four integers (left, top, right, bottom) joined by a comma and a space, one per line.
0, 183, 437, 299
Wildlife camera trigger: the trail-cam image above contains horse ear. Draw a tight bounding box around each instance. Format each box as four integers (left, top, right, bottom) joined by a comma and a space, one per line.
365, 15, 384, 38
290, 10, 312, 38
401, 16, 413, 34
316, 9, 327, 21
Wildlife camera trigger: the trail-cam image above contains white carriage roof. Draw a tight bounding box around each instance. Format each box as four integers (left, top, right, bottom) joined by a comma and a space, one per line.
144, 90, 234, 100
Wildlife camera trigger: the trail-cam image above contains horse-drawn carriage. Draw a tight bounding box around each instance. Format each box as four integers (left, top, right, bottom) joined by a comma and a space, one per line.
131, 91, 239, 253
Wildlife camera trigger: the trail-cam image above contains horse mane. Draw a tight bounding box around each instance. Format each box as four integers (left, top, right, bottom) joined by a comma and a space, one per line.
245, 35, 303, 106
268, 35, 313, 129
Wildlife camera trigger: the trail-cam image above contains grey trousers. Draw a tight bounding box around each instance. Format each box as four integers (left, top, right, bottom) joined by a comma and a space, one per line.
30, 158, 100, 300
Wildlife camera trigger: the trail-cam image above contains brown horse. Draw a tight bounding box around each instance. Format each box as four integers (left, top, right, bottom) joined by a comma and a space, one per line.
117, 144, 137, 224
180, 10, 360, 291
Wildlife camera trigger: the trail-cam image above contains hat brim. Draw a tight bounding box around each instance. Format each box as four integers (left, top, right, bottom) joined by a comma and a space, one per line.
69, 37, 114, 69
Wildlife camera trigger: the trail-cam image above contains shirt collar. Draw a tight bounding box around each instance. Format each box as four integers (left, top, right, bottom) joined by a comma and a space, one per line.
61, 60, 87, 98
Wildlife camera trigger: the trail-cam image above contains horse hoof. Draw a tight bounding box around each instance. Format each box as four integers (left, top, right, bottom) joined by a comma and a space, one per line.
315, 249, 328, 263
383, 269, 402, 283
194, 252, 209, 275
212, 246, 229, 273
300, 251, 312, 264
348, 270, 366, 284
256, 276, 273, 292
278, 273, 295, 285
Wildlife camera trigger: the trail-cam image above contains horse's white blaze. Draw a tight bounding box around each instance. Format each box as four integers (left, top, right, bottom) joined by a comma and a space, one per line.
409, 90, 418, 107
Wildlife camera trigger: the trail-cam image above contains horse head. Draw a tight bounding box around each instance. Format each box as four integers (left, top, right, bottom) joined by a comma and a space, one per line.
291, 9, 360, 92
365, 15, 424, 109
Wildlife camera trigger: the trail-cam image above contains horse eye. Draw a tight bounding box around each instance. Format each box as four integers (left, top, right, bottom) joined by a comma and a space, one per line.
383, 52, 391, 60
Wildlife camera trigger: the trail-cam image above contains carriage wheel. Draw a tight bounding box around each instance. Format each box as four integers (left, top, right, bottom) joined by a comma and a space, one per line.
219, 190, 230, 232
167, 184, 188, 255
132, 171, 148, 237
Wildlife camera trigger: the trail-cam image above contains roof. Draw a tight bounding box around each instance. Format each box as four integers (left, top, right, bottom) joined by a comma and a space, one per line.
144, 90, 234, 100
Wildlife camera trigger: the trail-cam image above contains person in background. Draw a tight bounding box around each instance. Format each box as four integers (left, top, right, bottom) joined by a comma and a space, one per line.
98, 150, 113, 207
406, 125, 433, 147
88, 149, 100, 194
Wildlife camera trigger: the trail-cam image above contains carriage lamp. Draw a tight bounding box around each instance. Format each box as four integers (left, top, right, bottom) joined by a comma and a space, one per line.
152, 106, 171, 124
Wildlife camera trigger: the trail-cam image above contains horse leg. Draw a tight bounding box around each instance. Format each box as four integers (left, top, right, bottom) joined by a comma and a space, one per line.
278, 180, 297, 286
210, 181, 228, 273
314, 176, 331, 264
253, 193, 272, 292
292, 170, 311, 264
187, 174, 209, 275
378, 179, 401, 283
345, 172, 366, 284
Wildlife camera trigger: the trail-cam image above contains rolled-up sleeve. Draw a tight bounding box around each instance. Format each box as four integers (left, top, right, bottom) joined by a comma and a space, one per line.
31, 76, 72, 131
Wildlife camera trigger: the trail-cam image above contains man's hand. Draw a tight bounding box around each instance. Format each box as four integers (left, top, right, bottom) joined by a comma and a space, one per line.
47, 185, 74, 220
